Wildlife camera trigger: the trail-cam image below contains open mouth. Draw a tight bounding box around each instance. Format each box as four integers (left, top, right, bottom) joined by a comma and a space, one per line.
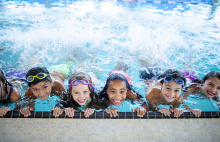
78, 99, 87, 104
165, 94, 174, 100
207, 90, 215, 97
112, 99, 124, 105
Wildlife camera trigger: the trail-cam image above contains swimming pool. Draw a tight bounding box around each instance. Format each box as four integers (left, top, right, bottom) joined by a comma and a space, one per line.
0, 0, 220, 115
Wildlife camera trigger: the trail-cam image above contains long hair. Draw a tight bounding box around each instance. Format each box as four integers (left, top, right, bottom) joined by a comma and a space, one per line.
0, 69, 13, 101
66, 72, 98, 109
99, 73, 142, 101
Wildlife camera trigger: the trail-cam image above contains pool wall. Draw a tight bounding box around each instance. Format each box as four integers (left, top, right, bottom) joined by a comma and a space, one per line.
1, 111, 219, 119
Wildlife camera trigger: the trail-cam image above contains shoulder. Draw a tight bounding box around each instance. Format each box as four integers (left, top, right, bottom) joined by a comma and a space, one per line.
146, 88, 161, 100
173, 95, 182, 104
52, 80, 66, 93
10, 87, 21, 102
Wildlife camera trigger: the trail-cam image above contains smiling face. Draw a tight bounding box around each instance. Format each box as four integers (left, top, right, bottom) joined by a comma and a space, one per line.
201, 77, 220, 98
160, 81, 182, 102
30, 81, 53, 100
107, 80, 127, 106
71, 83, 91, 106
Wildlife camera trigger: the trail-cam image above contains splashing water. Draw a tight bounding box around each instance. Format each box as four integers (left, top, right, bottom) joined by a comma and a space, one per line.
0, 0, 220, 110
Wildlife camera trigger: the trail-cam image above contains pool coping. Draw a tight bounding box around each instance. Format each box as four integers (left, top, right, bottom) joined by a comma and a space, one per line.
1, 111, 219, 119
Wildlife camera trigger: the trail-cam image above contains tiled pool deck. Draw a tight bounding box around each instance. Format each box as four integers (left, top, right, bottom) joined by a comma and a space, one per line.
0, 111, 220, 142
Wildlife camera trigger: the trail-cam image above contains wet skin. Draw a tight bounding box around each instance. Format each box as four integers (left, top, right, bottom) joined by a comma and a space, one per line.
107, 80, 127, 106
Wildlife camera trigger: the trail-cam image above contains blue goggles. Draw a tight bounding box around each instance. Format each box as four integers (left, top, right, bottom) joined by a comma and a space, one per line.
164, 75, 184, 85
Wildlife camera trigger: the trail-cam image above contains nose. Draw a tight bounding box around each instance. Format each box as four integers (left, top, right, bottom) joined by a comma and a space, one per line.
168, 91, 175, 99
39, 89, 45, 97
78, 93, 85, 99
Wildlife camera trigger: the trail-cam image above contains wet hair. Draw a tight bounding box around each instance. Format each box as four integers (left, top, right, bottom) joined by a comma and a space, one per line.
26, 67, 51, 87
66, 72, 98, 109
159, 69, 186, 87
99, 73, 142, 101
202, 71, 220, 83
0, 69, 13, 101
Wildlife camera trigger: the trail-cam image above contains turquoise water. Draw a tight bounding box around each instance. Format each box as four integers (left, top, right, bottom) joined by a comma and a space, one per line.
0, 0, 219, 112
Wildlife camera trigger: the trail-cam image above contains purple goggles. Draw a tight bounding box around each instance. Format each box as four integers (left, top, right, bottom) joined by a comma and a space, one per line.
68, 79, 95, 90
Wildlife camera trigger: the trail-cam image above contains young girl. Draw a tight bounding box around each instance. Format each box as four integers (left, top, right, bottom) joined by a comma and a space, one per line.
0, 69, 21, 116
100, 71, 147, 117
183, 71, 220, 117
54, 71, 100, 118
145, 69, 186, 118
20, 61, 73, 117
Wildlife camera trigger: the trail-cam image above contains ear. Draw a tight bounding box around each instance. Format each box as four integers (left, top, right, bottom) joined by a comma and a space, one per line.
160, 83, 163, 89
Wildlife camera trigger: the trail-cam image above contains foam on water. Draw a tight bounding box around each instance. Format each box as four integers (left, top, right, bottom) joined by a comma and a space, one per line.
0, 0, 219, 111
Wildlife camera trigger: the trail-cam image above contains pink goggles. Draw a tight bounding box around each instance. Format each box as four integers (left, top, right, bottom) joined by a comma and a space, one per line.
68, 79, 95, 90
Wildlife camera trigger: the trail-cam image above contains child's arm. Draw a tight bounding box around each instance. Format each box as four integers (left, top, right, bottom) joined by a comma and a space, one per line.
0, 87, 22, 116
51, 80, 66, 96
20, 88, 36, 117
126, 89, 139, 100
170, 96, 183, 117
182, 101, 201, 117
183, 84, 197, 100
146, 88, 160, 112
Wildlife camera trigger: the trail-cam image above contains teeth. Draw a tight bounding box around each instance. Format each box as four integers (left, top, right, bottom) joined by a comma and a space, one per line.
114, 100, 121, 103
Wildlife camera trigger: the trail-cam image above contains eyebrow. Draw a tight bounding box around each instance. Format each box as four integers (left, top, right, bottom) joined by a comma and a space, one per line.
109, 88, 126, 91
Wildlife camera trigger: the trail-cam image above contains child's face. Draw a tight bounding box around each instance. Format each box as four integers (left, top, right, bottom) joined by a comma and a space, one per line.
30, 81, 53, 100
71, 83, 91, 106
107, 80, 127, 106
201, 77, 220, 98
160, 81, 182, 102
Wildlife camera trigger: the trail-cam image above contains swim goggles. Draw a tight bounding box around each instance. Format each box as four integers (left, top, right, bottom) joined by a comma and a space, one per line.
164, 75, 184, 85
27, 73, 51, 82
68, 79, 95, 90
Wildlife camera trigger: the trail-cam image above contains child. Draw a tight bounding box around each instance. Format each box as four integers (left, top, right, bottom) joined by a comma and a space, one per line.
183, 71, 220, 117
0, 69, 21, 116
56, 71, 101, 118
20, 61, 73, 117
100, 71, 146, 117
145, 69, 186, 117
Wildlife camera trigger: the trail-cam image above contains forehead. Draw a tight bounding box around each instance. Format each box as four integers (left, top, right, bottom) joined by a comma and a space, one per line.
30, 81, 51, 88
163, 81, 182, 89
108, 80, 127, 89
206, 77, 220, 85
71, 83, 89, 91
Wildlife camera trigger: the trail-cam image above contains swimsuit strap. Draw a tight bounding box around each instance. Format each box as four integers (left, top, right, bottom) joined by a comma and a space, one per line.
9, 86, 14, 97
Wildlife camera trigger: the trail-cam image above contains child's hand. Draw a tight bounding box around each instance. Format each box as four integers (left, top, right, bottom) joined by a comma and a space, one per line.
159, 108, 171, 116
105, 108, 118, 117
191, 109, 201, 117
51, 107, 63, 117
64, 108, 76, 117
0, 107, 11, 117
132, 107, 147, 117
20, 106, 34, 117
170, 108, 183, 117
83, 108, 94, 118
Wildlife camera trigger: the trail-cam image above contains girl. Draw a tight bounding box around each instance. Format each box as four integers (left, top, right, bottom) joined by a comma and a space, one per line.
58, 72, 100, 118
183, 71, 220, 117
0, 69, 21, 116
145, 69, 186, 118
100, 72, 147, 117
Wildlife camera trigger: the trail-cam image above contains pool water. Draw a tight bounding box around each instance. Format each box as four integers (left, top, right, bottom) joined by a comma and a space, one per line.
0, 0, 219, 112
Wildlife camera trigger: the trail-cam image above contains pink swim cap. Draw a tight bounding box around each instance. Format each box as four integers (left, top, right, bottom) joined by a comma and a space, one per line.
109, 71, 132, 86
